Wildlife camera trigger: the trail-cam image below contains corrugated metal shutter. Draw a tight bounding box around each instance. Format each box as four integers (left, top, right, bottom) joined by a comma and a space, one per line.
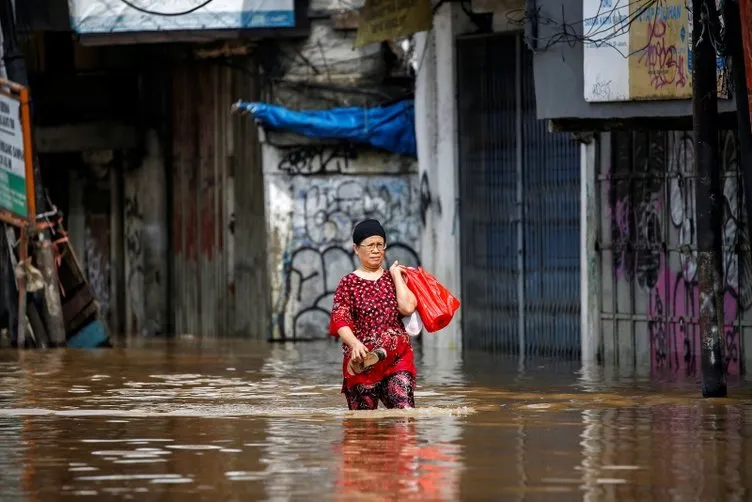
457, 33, 581, 359
171, 59, 269, 338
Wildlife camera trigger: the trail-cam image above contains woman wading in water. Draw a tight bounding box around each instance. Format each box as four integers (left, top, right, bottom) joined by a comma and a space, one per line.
329, 219, 418, 410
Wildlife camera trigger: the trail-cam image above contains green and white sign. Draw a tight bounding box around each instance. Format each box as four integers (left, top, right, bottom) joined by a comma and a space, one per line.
0, 94, 27, 217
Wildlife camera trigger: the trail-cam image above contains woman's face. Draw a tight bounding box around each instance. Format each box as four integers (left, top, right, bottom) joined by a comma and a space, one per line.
354, 235, 386, 270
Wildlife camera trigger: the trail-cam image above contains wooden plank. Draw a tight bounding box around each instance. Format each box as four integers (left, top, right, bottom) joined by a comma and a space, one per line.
62, 285, 95, 325
66, 302, 99, 337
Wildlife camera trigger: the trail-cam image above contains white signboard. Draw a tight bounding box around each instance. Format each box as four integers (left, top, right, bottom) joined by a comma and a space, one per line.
68, 0, 295, 34
0, 94, 27, 217
582, 0, 631, 102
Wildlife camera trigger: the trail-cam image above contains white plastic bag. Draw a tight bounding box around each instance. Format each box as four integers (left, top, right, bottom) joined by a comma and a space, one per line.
402, 311, 424, 336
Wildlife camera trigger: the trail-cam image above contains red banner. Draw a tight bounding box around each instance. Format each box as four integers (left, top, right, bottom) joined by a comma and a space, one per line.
740, 0, 752, 126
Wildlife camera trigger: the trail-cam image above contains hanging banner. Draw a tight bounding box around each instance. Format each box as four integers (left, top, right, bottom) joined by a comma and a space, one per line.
67, 0, 295, 34
583, 0, 728, 102
740, 0, 752, 127
354, 0, 432, 49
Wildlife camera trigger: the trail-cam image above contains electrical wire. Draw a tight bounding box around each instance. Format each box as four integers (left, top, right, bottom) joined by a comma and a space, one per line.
510, 0, 728, 65
507, 0, 662, 59
116, 0, 217, 16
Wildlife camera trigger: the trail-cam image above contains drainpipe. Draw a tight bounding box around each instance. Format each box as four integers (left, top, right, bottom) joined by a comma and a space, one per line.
0, 0, 67, 347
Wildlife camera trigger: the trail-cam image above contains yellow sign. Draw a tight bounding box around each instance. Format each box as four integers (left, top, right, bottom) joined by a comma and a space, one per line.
628, 2, 691, 99
354, 0, 432, 49
627, 0, 727, 100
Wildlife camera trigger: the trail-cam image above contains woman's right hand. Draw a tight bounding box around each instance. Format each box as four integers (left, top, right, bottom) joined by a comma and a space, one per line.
348, 340, 369, 362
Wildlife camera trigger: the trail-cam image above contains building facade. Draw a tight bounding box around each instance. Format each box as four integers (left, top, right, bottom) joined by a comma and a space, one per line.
18, 1, 308, 339
530, 0, 752, 377
407, 0, 752, 379
414, 1, 583, 358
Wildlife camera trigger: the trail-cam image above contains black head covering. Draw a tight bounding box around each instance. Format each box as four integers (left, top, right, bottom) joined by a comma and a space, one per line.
352, 219, 386, 246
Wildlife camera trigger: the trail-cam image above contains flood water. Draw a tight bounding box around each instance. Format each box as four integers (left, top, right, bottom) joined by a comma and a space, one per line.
0, 337, 751, 501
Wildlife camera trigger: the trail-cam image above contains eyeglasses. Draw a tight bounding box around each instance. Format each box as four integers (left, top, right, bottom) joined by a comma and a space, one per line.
359, 243, 386, 252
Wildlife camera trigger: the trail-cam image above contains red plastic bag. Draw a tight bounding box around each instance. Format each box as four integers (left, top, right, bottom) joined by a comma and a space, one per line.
402, 267, 461, 333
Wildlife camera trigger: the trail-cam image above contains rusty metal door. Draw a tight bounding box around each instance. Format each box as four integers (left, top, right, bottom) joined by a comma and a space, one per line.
171, 60, 269, 338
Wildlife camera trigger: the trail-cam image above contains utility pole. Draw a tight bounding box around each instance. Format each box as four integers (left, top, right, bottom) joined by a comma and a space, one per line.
0, 0, 67, 346
692, 0, 727, 397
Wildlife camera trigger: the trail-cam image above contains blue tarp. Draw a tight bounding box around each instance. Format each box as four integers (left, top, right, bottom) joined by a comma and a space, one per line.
234, 99, 417, 158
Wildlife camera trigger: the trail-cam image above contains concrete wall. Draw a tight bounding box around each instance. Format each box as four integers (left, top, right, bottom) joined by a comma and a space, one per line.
412, 5, 464, 351
264, 144, 419, 340
580, 137, 599, 365
123, 130, 168, 336
263, 6, 421, 341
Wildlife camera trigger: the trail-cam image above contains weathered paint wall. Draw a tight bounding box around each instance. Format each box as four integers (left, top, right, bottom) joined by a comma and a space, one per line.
597, 130, 752, 377
580, 137, 600, 365
272, 23, 385, 89
264, 144, 420, 340
77, 151, 115, 328
124, 130, 168, 336
68, 144, 166, 338
65, 149, 127, 335
172, 59, 269, 338
412, 3, 474, 351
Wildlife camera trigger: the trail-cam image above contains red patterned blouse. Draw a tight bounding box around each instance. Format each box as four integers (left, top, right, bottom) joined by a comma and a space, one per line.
329, 271, 417, 391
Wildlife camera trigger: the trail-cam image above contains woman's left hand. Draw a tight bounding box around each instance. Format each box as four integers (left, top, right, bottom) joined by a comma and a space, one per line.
389, 260, 406, 279
390, 260, 416, 314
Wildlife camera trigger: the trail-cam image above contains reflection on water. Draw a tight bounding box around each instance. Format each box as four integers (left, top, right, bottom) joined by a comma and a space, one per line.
336, 418, 462, 501
0, 338, 750, 500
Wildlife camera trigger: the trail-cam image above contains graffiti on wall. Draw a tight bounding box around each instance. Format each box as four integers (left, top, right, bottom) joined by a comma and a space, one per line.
84, 221, 111, 317
278, 174, 420, 340
609, 130, 752, 375
124, 193, 145, 333
583, 0, 728, 102
278, 143, 358, 175
419, 171, 443, 225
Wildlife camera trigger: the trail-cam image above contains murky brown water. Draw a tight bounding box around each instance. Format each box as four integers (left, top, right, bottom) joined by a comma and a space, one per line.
0, 337, 751, 501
